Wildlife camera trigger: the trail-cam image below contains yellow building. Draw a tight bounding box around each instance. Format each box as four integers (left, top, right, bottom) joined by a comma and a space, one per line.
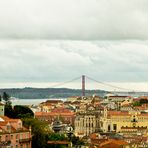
100, 108, 148, 133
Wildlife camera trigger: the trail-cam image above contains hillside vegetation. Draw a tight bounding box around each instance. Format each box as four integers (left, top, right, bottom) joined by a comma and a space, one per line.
0, 87, 106, 99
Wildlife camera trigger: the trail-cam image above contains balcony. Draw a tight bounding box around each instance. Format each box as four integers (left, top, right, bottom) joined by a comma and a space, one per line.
19, 138, 32, 143
0, 140, 11, 146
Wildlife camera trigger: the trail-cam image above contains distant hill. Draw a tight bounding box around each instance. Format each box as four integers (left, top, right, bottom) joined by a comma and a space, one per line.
0, 87, 107, 99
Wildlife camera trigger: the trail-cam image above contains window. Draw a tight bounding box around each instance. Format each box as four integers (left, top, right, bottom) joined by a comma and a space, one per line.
113, 124, 117, 131
7, 125, 11, 131
108, 125, 111, 132
16, 134, 18, 139
26, 133, 28, 138
133, 118, 136, 122
5, 135, 8, 140
26, 143, 29, 148
20, 134, 23, 139
11, 135, 13, 139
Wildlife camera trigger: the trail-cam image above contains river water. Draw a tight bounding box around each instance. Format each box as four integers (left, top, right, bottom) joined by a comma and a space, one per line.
11, 98, 66, 106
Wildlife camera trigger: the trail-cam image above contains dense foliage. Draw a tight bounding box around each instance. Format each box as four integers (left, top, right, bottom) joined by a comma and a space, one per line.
5, 104, 34, 119
0, 88, 106, 99
133, 99, 148, 106
2, 92, 10, 102
23, 118, 50, 148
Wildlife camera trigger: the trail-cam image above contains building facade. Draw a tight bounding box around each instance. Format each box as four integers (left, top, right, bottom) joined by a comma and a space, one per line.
100, 108, 148, 133
0, 116, 31, 148
74, 105, 101, 137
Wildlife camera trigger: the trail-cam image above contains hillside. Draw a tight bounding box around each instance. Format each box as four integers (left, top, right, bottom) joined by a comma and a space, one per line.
0, 87, 107, 99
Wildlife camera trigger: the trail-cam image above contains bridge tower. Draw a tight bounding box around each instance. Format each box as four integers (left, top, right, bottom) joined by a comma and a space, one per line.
82, 75, 85, 96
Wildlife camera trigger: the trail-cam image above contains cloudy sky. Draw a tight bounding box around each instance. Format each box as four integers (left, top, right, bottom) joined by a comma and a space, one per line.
0, 0, 148, 91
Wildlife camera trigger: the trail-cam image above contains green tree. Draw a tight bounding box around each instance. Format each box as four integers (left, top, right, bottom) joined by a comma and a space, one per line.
2, 92, 10, 102
5, 103, 14, 118
47, 133, 68, 148
5, 104, 34, 119
71, 135, 84, 146
13, 105, 34, 118
133, 101, 141, 106
48, 133, 68, 141
140, 99, 148, 104
22, 118, 50, 148
0, 95, 2, 102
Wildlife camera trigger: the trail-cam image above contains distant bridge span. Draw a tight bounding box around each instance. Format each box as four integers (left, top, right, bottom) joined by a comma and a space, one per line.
48, 75, 142, 97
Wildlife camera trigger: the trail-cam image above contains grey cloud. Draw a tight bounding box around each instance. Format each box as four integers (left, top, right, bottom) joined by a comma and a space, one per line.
0, 40, 148, 83
0, 0, 148, 40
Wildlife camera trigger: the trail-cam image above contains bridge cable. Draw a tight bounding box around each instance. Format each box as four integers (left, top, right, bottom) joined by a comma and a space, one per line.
48, 76, 81, 88
86, 75, 141, 92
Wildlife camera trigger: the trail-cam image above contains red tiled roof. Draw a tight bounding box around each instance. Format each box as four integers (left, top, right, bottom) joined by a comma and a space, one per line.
47, 141, 70, 145
139, 96, 148, 99
51, 107, 72, 113
0, 121, 9, 126
108, 111, 129, 116
99, 139, 128, 148
137, 113, 148, 116
0, 116, 10, 120
35, 110, 75, 117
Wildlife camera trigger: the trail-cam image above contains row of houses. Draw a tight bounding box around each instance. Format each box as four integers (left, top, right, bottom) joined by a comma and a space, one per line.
0, 103, 32, 148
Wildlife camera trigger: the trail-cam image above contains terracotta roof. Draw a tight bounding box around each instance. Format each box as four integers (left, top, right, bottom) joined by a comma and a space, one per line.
47, 141, 70, 145
108, 111, 129, 116
99, 139, 128, 148
134, 106, 145, 110
137, 113, 148, 116
35, 111, 75, 117
0, 116, 10, 120
0, 116, 21, 123
51, 107, 72, 113
35, 112, 43, 116
77, 132, 84, 135
139, 96, 148, 99
90, 133, 101, 139
0, 121, 9, 126
40, 100, 63, 105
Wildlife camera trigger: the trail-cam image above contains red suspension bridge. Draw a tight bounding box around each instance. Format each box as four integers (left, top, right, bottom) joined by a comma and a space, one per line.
48, 75, 143, 96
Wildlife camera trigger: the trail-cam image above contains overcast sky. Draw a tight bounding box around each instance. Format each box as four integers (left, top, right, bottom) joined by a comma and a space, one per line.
0, 0, 148, 91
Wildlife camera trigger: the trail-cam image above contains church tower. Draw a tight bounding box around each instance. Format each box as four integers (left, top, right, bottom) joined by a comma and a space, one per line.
0, 102, 4, 116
